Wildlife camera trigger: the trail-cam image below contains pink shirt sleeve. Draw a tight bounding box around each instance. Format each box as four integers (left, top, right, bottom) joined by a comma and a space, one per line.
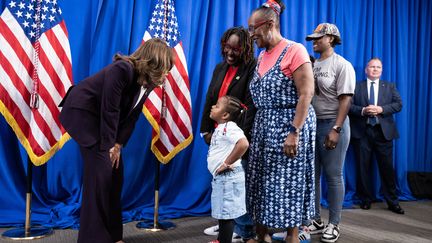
280, 43, 311, 78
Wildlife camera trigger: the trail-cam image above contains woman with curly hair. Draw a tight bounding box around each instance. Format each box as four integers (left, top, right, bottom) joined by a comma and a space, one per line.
200, 26, 257, 243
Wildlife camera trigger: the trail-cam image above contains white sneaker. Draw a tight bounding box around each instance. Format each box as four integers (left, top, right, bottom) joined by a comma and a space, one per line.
204, 225, 219, 236
271, 229, 311, 242
305, 219, 325, 234
271, 231, 286, 241
321, 223, 340, 243
203, 224, 242, 242
298, 229, 311, 242
231, 233, 242, 243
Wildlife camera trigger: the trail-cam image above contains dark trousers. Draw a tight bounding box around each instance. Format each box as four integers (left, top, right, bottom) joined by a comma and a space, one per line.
78, 145, 123, 243
352, 124, 399, 206
218, 219, 235, 243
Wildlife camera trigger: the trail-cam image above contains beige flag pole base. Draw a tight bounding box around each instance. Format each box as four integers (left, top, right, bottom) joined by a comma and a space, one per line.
1, 226, 53, 240
136, 160, 175, 231
2, 159, 53, 240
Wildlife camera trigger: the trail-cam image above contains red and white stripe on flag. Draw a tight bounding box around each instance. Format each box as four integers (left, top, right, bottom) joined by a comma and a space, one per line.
0, 0, 72, 165
142, 0, 193, 164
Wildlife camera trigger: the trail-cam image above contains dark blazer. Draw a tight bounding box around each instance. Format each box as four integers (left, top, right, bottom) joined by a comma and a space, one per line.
200, 59, 257, 140
60, 60, 152, 150
349, 80, 402, 140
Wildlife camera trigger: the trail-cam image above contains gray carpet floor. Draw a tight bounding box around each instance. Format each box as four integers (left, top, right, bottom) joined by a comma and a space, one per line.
1, 200, 431, 243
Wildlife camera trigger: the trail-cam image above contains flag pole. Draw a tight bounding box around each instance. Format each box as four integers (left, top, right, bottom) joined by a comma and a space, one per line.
136, 0, 176, 232
136, 157, 175, 231
1, 157, 53, 240
2, 0, 53, 239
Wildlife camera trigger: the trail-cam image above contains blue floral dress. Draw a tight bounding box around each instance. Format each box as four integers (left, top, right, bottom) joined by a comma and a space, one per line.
247, 44, 316, 228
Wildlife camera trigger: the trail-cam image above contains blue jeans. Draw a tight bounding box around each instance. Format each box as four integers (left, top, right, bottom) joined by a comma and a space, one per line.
234, 213, 255, 239
234, 159, 255, 240
313, 118, 350, 225
211, 166, 246, 219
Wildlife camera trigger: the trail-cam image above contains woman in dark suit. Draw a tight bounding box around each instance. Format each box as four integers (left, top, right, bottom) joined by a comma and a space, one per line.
200, 27, 257, 243
201, 26, 256, 144
59, 38, 173, 243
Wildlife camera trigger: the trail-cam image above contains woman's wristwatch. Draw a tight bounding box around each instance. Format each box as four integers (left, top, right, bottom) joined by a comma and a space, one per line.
288, 123, 300, 134
332, 125, 342, 133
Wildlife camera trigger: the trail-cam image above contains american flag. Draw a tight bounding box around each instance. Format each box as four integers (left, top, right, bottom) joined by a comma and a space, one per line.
142, 0, 193, 164
0, 0, 72, 165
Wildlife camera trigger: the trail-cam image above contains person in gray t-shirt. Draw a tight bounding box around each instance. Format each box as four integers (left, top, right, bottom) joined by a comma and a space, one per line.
312, 54, 356, 119
305, 23, 355, 243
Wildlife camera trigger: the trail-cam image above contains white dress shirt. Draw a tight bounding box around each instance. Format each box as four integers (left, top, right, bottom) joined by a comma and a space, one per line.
367, 78, 379, 106
364, 78, 380, 124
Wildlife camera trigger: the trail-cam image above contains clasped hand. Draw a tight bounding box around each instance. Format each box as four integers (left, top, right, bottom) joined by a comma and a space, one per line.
109, 143, 122, 168
363, 105, 383, 117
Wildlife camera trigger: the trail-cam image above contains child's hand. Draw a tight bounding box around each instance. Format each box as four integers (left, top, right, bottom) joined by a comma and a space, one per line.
216, 162, 232, 174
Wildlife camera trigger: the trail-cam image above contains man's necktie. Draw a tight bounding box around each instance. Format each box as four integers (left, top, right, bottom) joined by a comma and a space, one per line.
369, 82, 377, 125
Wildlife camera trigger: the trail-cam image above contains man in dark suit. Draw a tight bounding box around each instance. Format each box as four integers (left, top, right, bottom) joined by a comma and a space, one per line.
349, 57, 404, 214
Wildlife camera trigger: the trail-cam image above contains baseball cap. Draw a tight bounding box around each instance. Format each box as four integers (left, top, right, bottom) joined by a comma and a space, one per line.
306, 23, 341, 44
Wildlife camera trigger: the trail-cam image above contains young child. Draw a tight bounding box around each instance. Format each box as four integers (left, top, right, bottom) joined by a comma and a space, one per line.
207, 95, 250, 243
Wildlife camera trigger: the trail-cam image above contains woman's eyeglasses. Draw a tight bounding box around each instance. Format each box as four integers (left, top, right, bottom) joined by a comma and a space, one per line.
248, 20, 271, 34
223, 43, 242, 54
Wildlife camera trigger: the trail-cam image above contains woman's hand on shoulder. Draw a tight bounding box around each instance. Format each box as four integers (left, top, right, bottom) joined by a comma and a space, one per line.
204, 132, 213, 145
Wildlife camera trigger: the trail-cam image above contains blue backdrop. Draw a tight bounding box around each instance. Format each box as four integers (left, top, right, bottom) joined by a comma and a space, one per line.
0, 0, 431, 228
